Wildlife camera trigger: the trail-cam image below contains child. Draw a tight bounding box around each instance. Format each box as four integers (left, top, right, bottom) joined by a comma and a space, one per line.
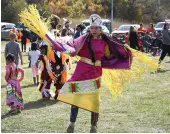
151, 33, 162, 56
5, 53, 24, 114
29, 42, 40, 85
142, 32, 152, 53
36, 43, 56, 99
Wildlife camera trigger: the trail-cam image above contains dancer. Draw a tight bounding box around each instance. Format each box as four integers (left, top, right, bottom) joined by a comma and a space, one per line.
37, 43, 56, 99
5, 53, 24, 114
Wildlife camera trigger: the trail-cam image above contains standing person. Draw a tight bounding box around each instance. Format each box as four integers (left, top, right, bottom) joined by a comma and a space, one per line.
74, 24, 86, 39
56, 14, 132, 133
59, 28, 73, 44
137, 23, 146, 33
21, 28, 29, 52
129, 26, 139, 50
142, 32, 152, 53
5, 33, 23, 66
125, 32, 129, 44
35, 37, 43, 50
158, 23, 170, 65
29, 42, 40, 85
63, 19, 74, 36
5, 53, 24, 114
146, 23, 155, 34
9, 27, 19, 42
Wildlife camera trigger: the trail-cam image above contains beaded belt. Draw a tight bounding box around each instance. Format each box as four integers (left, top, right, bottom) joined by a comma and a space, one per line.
80, 57, 101, 66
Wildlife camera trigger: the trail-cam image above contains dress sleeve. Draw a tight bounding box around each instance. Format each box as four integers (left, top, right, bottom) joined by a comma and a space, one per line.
104, 44, 113, 59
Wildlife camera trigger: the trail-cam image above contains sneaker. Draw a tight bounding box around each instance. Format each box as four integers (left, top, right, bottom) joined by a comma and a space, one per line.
9, 109, 18, 114
8, 109, 15, 114
90, 126, 97, 133
67, 123, 75, 133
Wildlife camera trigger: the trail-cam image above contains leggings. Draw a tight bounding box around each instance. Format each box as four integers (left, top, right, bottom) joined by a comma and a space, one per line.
70, 105, 99, 126
159, 45, 170, 61
21, 43, 26, 52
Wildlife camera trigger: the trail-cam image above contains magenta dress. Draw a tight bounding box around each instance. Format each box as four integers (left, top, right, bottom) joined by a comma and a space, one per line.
68, 39, 106, 82
58, 39, 107, 113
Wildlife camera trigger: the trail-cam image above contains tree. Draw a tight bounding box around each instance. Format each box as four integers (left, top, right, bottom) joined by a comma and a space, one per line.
1, 0, 28, 23
67, 0, 86, 18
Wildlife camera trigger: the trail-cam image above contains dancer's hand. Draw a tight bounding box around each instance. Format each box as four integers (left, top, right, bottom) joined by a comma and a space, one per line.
123, 44, 129, 48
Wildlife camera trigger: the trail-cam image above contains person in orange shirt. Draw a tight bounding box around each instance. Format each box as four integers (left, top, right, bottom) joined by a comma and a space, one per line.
9, 28, 19, 41
146, 23, 155, 34
125, 32, 129, 44
137, 23, 146, 33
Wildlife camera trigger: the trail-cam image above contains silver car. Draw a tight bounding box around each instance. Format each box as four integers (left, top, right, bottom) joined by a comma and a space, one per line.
1, 22, 16, 40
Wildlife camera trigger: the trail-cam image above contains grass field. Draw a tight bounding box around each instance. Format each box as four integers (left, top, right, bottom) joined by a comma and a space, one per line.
1, 41, 170, 133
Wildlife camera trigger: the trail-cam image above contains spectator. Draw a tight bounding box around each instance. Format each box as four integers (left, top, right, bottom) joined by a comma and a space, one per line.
142, 32, 152, 53
146, 23, 155, 34
137, 23, 146, 33
35, 37, 43, 50
5, 33, 23, 66
59, 28, 73, 44
151, 34, 162, 56
125, 32, 129, 44
63, 18, 74, 36
9, 27, 19, 42
129, 26, 139, 50
21, 28, 29, 52
74, 24, 86, 39
158, 23, 170, 65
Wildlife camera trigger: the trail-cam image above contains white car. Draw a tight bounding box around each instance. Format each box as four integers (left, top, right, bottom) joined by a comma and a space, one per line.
112, 24, 140, 35
111, 24, 140, 40
155, 21, 170, 33
1, 22, 16, 40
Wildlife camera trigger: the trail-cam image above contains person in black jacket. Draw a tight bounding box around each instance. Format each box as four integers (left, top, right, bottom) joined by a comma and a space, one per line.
21, 28, 29, 52
129, 26, 139, 50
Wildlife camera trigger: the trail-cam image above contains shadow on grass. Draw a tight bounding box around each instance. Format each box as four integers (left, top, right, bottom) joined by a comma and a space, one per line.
1, 84, 35, 89
157, 69, 170, 73
1, 113, 11, 119
24, 99, 58, 111
165, 61, 170, 63
22, 84, 36, 89
1, 112, 21, 120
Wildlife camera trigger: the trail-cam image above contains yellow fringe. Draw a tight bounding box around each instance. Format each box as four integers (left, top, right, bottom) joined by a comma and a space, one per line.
19, 5, 51, 45
102, 47, 159, 97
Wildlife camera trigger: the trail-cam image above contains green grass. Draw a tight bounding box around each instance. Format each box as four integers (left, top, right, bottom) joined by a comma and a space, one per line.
1, 42, 170, 133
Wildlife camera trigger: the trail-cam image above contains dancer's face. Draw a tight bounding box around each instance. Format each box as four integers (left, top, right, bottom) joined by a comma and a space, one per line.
90, 26, 101, 38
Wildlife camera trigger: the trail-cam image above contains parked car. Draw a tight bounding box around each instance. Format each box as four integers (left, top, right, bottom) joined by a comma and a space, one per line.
15, 22, 30, 31
81, 19, 112, 34
82, 25, 110, 35
111, 24, 140, 40
1, 22, 16, 40
155, 21, 170, 33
